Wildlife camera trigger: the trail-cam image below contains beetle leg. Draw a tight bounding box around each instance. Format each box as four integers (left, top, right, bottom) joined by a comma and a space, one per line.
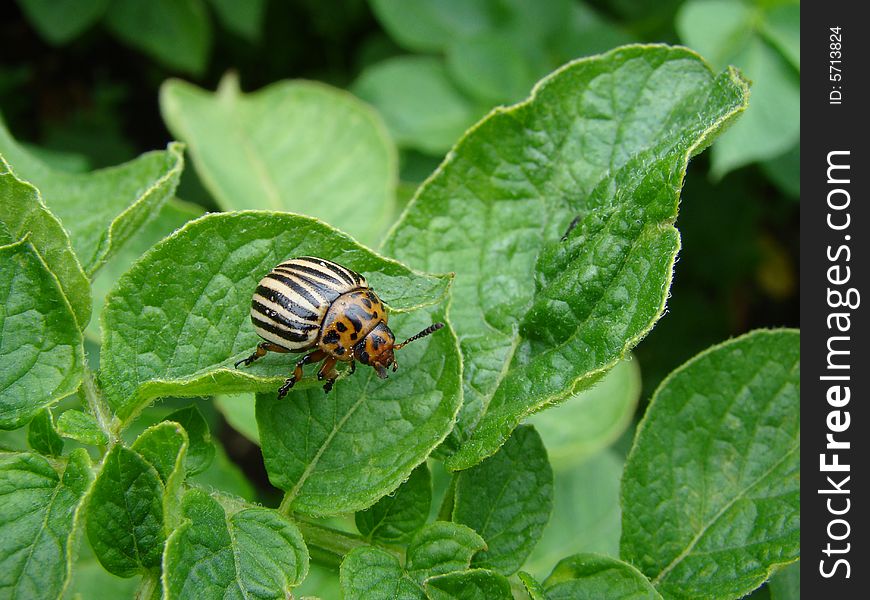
235, 342, 288, 368
317, 357, 339, 394
349, 360, 356, 374
277, 349, 326, 398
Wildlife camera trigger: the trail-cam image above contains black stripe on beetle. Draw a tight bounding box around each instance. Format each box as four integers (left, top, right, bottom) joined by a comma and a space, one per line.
265, 272, 327, 309
279, 263, 344, 287
252, 316, 312, 343
254, 285, 319, 321
296, 256, 356, 285
252, 299, 319, 331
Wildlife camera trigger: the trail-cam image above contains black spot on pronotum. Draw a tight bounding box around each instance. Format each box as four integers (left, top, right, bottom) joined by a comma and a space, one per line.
336, 322, 347, 332
323, 330, 340, 344
336, 346, 345, 355
350, 332, 358, 341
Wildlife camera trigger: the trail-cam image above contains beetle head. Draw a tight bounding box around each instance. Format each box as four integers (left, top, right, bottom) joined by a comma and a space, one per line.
354, 322, 445, 379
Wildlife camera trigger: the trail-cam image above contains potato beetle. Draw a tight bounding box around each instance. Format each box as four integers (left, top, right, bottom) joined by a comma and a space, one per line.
235, 256, 444, 396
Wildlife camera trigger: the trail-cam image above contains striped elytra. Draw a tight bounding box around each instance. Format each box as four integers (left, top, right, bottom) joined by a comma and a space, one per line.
235, 256, 445, 397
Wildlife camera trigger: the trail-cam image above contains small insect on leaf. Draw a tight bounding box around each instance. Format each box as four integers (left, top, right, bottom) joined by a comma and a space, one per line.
235, 256, 444, 396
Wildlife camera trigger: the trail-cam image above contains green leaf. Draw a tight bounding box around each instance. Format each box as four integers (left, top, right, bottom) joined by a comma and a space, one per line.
15, 0, 109, 44
340, 547, 422, 600
760, 3, 800, 71
85, 445, 165, 577
0, 157, 91, 329
383, 45, 749, 471
424, 568, 513, 600
56, 409, 108, 446
131, 422, 188, 485
352, 56, 483, 156
206, 0, 265, 41
104, 0, 211, 75
524, 450, 624, 580
163, 405, 214, 475
214, 393, 259, 445
26, 408, 64, 456
368, 0, 494, 52
676, 0, 799, 176
339, 522, 485, 600
356, 463, 431, 544
620, 329, 800, 599
258, 305, 460, 516
0, 238, 84, 430
100, 210, 452, 424
542, 554, 662, 600
452, 425, 552, 575
0, 120, 185, 275
518, 571, 547, 600
406, 522, 486, 581
768, 561, 799, 599
0, 449, 92, 599
527, 356, 640, 466
160, 74, 396, 246
163, 489, 309, 599
188, 443, 255, 500
86, 198, 205, 344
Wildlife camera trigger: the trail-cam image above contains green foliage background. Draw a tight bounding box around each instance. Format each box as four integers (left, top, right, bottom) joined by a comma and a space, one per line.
1, 1, 798, 599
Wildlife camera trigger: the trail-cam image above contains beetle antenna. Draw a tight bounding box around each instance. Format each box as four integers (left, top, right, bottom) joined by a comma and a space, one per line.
395, 323, 444, 350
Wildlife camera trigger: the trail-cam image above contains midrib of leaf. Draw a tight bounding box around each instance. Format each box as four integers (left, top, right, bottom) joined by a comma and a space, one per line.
118, 452, 145, 566
232, 111, 282, 211
651, 439, 799, 587
280, 374, 375, 509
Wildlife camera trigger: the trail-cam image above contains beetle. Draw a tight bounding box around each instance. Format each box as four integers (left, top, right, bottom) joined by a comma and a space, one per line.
235, 256, 444, 397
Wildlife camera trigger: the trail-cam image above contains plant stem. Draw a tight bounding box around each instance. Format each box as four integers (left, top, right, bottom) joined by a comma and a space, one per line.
134, 571, 159, 600
82, 367, 118, 444
437, 473, 457, 521
294, 519, 402, 569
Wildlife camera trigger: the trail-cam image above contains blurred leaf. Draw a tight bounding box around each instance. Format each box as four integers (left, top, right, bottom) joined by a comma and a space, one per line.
27, 408, 64, 456
353, 56, 483, 156
188, 442, 256, 500
760, 3, 800, 71
452, 425, 553, 575
0, 449, 92, 599
105, 0, 212, 75
1, 156, 91, 328
206, 0, 265, 41
160, 74, 396, 246
424, 569, 513, 600
527, 357, 640, 466
677, 0, 800, 176
85, 445, 165, 577
383, 46, 750, 470
214, 393, 259, 445
0, 120, 184, 275
368, 0, 494, 52
621, 330, 799, 599
761, 143, 800, 199
0, 238, 84, 430
553, 3, 635, 62
56, 409, 108, 446
16, 0, 109, 45
258, 306, 460, 516
86, 198, 205, 344
768, 561, 799, 599
524, 450, 624, 580
541, 554, 662, 599
99, 211, 452, 425
163, 489, 309, 599
355, 463, 431, 544
20, 143, 90, 173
